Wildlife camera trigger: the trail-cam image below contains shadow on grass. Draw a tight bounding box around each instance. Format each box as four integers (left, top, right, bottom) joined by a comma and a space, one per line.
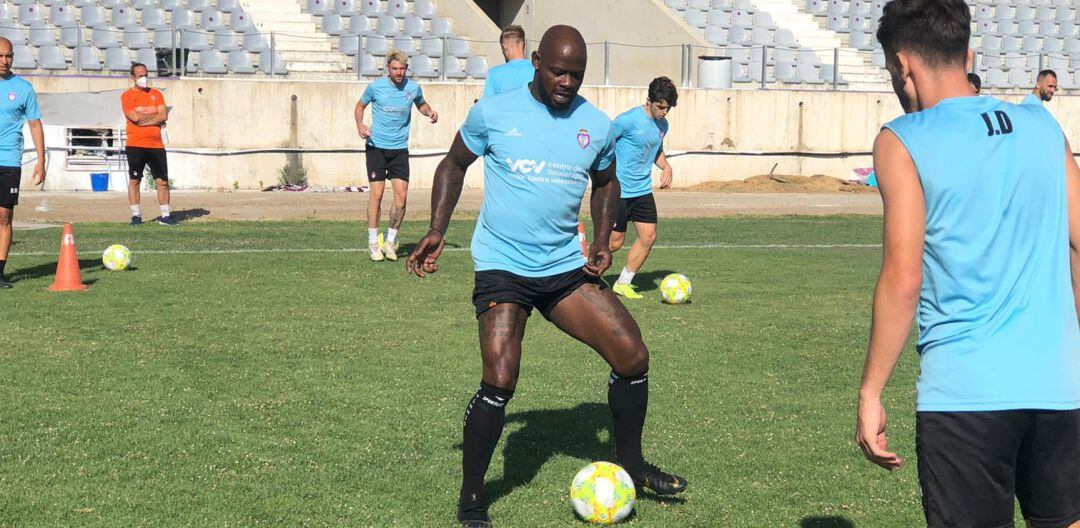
10, 258, 101, 282
800, 516, 855, 528
602, 269, 676, 294
171, 208, 211, 222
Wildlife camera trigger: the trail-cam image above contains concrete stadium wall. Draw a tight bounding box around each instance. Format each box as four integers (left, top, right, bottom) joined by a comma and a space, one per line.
19, 75, 1079, 192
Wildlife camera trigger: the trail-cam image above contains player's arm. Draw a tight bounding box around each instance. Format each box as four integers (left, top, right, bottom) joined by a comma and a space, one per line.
28, 118, 44, 185
354, 100, 370, 139
406, 133, 477, 277
417, 101, 438, 124
136, 104, 168, 127
1064, 138, 1080, 325
655, 150, 673, 189
584, 161, 620, 278
856, 128, 925, 472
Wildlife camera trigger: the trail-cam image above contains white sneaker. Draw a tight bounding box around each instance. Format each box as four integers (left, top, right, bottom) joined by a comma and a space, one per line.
369, 240, 384, 262
382, 238, 399, 261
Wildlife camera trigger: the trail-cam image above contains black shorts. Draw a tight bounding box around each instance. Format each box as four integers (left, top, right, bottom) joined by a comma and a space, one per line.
126, 147, 169, 182
472, 268, 601, 319
916, 409, 1080, 528
0, 166, 20, 208
365, 144, 409, 182
613, 193, 658, 233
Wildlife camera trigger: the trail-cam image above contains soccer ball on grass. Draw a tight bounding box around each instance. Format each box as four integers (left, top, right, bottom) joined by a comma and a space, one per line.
659, 273, 692, 304
570, 461, 636, 524
102, 244, 132, 271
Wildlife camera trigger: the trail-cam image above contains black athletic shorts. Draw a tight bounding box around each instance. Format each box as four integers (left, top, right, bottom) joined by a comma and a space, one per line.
0, 166, 20, 208
126, 146, 169, 182
365, 144, 410, 182
916, 409, 1080, 528
613, 193, 658, 233
472, 268, 602, 319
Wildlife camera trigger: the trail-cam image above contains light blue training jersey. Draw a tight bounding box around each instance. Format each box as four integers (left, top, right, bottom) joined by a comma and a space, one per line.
0, 75, 39, 167
360, 77, 425, 150
1021, 93, 1042, 106
482, 59, 534, 98
612, 105, 668, 198
460, 86, 616, 277
883, 96, 1080, 412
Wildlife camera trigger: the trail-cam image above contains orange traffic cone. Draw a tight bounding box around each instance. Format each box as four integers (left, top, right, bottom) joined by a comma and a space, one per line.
48, 223, 88, 292
578, 221, 589, 257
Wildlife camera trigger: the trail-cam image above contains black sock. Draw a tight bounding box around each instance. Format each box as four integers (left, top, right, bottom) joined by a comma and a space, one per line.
460, 381, 514, 503
0, 259, 6, 276
608, 370, 649, 470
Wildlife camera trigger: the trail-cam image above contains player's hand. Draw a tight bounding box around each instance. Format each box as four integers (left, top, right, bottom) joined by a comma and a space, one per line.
31, 159, 45, 186
660, 166, 673, 189
429, 111, 439, 124
855, 396, 902, 471
407, 229, 445, 278
358, 123, 372, 139
583, 242, 612, 278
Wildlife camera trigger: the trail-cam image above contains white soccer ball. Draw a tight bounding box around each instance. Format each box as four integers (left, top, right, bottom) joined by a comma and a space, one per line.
660, 273, 692, 304
102, 244, 132, 271
570, 461, 636, 524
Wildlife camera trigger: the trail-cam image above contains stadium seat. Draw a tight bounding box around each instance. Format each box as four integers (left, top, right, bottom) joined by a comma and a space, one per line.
465, 55, 486, 78
797, 48, 820, 66
1057, 69, 1075, 89
360, 51, 380, 75
975, 19, 994, 35
684, 8, 707, 28
731, 9, 751, 27
826, 14, 849, 32
99, 0, 122, 8
776, 28, 798, 48
1056, 6, 1073, 22
392, 35, 415, 55
1060, 21, 1077, 37
774, 47, 796, 64
1007, 68, 1032, 87
199, 49, 226, 73
214, 28, 240, 51
414, 0, 435, 19
411, 54, 436, 77
38, 44, 65, 69
849, 14, 871, 32
217, 0, 239, 13
419, 35, 441, 57
365, 33, 387, 55
750, 26, 773, 46
826, 0, 847, 15
443, 55, 464, 78
243, 30, 268, 52
850, 30, 873, 51
112, 6, 136, 28
982, 34, 1001, 53
707, 9, 730, 28
74, 45, 101, 69
307, 0, 328, 15
1004, 52, 1027, 70
447, 36, 470, 57
403, 15, 425, 37
27, 22, 53, 46
1038, 21, 1057, 37
821, 64, 847, 84
973, 3, 993, 21
181, 29, 210, 50
231, 11, 254, 32
712, 0, 734, 9
171, 8, 196, 29
58, 23, 82, 47
689, 0, 710, 9
104, 46, 130, 71
797, 62, 823, 83
48, 4, 73, 25
124, 28, 150, 49
201, 10, 224, 31
985, 67, 1008, 88
704, 26, 726, 45
11, 43, 33, 68
80, 5, 107, 27
334, 0, 356, 16
1067, 36, 1080, 53
1045, 37, 1064, 53
227, 49, 254, 73
258, 51, 286, 74
359, 0, 379, 16
982, 51, 1004, 69
665, 0, 688, 10
775, 61, 797, 83
732, 63, 750, 83
142, 8, 168, 29
153, 28, 175, 47
339, 33, 358, 55
1016, 19, 1036, 35
160, 0, 181, 11
752, 11, 776, 29
728, 25, 750, 45
16, 3, 41, 25
188, 0, 210, 13
1048, 55, 1069, 72
1021, 35, 1041, 53
91, 27, 120, 48
429, 16, 451, 37
733, 0, 752, 10
747, 60, 772, 82
348, 14, 373, 35
375, 14, 397, 35
1036, 5, 1053, 22
1001, 35, 1021, 52
387, 0, 407, 18
322, 14, 345, 35
871, 49, 885, 68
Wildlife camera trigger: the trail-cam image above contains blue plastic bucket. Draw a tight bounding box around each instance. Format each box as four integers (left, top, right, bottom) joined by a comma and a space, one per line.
90, 172, 109, 192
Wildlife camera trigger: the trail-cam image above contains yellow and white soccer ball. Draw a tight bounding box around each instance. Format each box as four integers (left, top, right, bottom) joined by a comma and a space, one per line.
570, 461, 636, 524
659, 273, 692, 304
102, 244, 132, 271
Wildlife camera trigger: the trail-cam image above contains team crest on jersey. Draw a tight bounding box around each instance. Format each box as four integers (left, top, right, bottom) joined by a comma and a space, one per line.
404, 90, 414, 100
7, 92, 14, 101
577, 129, 591, 149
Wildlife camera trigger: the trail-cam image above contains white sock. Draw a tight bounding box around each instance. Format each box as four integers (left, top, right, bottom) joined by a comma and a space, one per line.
387, 228, 398, 244
617, 267, 636, 285
160, 204, 171, 217
130, 204, 141, 217
368, 228, 378, 245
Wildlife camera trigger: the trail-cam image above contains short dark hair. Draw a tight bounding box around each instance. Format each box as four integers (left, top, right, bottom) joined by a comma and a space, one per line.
500, 25, 525, 44
1037, 69, 1057, 81
648, 76, 677, 107
967, 72, 981, 92
130, 62, 147, 76
876, 0, 969, 68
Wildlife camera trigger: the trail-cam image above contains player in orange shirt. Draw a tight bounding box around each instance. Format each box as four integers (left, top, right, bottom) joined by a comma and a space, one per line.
121, 63, 175, 226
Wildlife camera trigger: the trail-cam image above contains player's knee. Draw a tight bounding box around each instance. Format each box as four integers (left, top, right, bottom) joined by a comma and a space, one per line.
639, 229, 657, 247
155, 179, 168, 189
614, 342, 649, 377
485, 364, 520, 391
610, 235, 624, 251
0, 210, 10, 226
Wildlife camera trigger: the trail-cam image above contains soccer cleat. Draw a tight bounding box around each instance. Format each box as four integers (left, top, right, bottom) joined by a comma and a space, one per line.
158, 216, 178, 226
369, 242, 385, 262
382, 239, 398, 261
624, 461, 687, 495
613, 283, 643, 299
0, 275, 11, 289
457, 493, 492, 528
130, 215, 142, 226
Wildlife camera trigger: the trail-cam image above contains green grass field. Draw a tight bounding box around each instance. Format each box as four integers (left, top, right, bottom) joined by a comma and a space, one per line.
1, 216, 935, 527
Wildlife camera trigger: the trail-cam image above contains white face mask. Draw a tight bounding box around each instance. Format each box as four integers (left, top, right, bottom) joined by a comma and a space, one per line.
135, 76, 148, 88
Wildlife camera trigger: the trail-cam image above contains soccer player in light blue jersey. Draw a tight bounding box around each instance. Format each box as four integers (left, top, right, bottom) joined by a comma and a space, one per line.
856, 1, 1080, 525
0, 37, 44, 289
407, 25, 686, 528
355, 49, 439, 262
609, 77, 676, 300
481, 25, 533, 98
1022, 69, 1057, 106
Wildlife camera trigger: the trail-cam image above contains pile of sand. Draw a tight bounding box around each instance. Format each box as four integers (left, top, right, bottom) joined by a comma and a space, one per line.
687, 174, 879, 194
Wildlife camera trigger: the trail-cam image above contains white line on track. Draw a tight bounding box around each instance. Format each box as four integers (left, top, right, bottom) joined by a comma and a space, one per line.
8, 243, 880, 257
